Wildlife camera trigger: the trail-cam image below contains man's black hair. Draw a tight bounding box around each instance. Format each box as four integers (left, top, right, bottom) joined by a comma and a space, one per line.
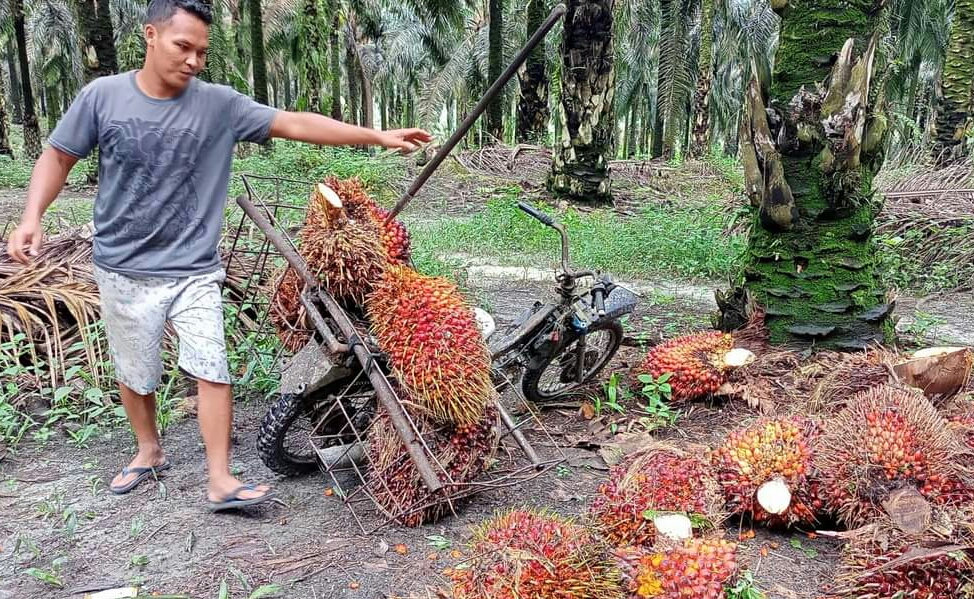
145, 0, 213, 26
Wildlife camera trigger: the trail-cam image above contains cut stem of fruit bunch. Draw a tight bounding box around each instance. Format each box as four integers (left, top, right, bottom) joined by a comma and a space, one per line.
590, 443, 727, 547
450, 508, 625, 599
710, 416, 824, 527
816, 384, 974, 528
632, 331, 755, 402
366, 264, 495, 427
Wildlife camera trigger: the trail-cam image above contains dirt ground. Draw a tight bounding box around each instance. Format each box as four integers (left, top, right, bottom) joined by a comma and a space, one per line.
0, 178, 970, 598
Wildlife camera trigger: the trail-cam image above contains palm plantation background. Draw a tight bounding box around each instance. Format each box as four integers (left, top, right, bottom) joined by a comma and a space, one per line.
0, 0, 967, 168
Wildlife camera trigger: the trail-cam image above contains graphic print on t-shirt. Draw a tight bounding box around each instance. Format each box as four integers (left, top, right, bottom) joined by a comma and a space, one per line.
103, 117, 206, 249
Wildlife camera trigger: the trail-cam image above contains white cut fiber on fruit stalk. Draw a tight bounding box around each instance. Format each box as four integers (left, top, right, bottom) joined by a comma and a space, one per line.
653, 513, 694, 540
756, 477, 791, 514
317, 182, 344, 207
722, 348, 756, 368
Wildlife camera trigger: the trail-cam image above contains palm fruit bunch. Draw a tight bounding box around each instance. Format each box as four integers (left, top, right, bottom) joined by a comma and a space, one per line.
834, 532, 974, 599
590, 444, 726, 547
709, 416, 824, 527
815, 384, 972, 527
365, 264, 495, 427
364, 402, 499, 527
267, 266, 310, 353
298, 182, 389, 306
836, 543, 974, 599
450, 508, 624, 599
321, 176, 411, 264
631, 331, 754, 402
613, 537, 739, 599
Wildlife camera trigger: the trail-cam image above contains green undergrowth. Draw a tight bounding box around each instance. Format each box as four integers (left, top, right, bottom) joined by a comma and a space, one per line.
407, 185, 748, 281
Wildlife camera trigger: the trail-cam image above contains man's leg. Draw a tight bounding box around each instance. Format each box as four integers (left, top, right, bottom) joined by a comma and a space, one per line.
93, 265, 170, 492
168, 268, 272, 505
110, 383, 167, 490
196, 379, 270, 502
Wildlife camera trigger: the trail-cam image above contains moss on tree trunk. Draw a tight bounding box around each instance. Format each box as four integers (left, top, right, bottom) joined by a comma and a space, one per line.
297, 0, 328, 113
932, 0, 974, 164
548, 0, 615, 203
720, 0, 894, 350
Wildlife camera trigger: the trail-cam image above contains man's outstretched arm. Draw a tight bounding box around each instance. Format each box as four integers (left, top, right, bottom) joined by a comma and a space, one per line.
7, 146, 79, 263
268, 111, 433, 154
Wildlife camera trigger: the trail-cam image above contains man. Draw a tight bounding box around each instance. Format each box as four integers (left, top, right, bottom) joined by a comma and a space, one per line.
6, 0, 431, 512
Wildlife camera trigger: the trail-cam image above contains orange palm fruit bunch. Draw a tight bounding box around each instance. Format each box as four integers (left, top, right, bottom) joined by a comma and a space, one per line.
631, 331, 754, 402
590, 444, 726, 547
709, 416, 825, 527
613, 537, 739, 599
450, 508, 625, 599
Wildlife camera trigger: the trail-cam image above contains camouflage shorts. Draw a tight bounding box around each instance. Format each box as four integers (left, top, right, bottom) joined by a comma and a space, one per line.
93, 264, 231, 395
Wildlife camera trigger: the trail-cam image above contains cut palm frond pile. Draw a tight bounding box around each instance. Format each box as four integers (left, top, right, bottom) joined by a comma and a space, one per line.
875, 157, 974, 290
0, 224, 110, 398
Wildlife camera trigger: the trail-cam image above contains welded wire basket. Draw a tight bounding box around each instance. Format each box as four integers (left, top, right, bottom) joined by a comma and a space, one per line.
221, 173, 564, 533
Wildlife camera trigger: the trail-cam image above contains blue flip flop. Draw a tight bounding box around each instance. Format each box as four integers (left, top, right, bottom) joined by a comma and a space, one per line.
109, 460, 172, 495
208, 484, 277, 512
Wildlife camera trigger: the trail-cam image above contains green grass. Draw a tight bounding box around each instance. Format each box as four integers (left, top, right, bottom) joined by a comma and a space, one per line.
407, 185, 748, 281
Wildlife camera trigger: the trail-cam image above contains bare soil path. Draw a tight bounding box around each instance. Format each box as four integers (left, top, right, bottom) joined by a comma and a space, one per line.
0, 271, 850, 599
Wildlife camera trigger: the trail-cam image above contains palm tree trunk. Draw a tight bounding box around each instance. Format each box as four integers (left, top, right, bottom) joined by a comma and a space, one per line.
626, 104, 638, 158
689, 0, 714, 158
486, 0, 504, 142
12, 0, 40, 159
249, 0, 270, 105
299, 0, 326, 113
75, 0, 119, 82
548, 0, 616, 204
517, 0, 549, 143
0, 60, 12, 158
345, 41, 360, 126
931, 0, 973, 165
330, 13, 342, 120
722, 0, 892, 349
6, 38, 22, 125
357, 45, 373, 130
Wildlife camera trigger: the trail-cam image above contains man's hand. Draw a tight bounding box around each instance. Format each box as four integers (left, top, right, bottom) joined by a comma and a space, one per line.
270, 112, 434, 152
376, 128, 434, 154
7, 219, 43, 264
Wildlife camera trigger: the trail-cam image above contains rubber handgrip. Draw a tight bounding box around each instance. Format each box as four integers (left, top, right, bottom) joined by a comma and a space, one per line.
517, 201, 554, 226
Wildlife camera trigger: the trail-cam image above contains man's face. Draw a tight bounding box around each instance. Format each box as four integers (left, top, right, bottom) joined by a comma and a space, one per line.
145, 8, 209, 90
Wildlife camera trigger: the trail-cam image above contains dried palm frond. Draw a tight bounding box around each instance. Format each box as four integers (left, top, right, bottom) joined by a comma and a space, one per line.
0, 225, 109, 396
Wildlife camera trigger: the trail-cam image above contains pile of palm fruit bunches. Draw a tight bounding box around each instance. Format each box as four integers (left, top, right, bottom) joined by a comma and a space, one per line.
442, 332, 974, 598
269, 178, 500, 526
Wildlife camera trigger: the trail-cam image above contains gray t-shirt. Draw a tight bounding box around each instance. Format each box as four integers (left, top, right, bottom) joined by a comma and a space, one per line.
49, 70, 278, 278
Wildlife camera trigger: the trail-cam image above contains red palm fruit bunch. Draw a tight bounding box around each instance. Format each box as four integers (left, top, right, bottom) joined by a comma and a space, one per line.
590, 443, 726, 547
834, 521, 974, 599
709, 416, 824, 527
450, 508, 625, 599
298, 182, 389, 306
321, 176, 411, 264
613, 537, 739, 599
364, 403, 499, 527
267, 265, 311, 353
815, 384, 973, 527
631, 331, 755, 402
365, 264, 495, 427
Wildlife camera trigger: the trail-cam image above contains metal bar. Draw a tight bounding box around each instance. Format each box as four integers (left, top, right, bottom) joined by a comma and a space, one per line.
299, 291, 348, 354
495, 403, 543, 467
235, 193, 444, 493
382, 3, 567, 224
